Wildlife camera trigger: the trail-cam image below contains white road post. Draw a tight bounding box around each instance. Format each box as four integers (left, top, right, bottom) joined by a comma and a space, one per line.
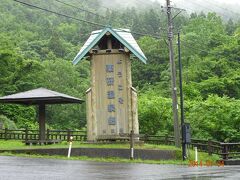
68, 136, 73, 158
195, 147, 198, 162
131, 147, 134, 159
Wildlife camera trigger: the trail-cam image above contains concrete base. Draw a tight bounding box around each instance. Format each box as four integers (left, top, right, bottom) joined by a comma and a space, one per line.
224, 160, 240, 165
0, 148, 176, 160
86, 141, 144, 145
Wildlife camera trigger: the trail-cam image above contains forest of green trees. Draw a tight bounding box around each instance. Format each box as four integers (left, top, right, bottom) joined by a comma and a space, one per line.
0, 0, 239, 142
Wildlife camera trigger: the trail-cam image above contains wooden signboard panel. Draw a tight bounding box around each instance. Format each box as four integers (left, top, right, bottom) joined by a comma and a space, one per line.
86, 51, 138, 141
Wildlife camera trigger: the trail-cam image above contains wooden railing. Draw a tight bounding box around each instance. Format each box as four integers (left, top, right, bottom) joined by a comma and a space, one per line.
0, 128, 239, 160
138, 134, 239, 160
139, 134, 175, 145
0, 128, 86, 142
219, 142, 240, 160
46, 129, 86, 142
189, 138, 223, 155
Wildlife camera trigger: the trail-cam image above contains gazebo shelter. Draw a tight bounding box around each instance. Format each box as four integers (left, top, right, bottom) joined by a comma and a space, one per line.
0, 88, 84, 144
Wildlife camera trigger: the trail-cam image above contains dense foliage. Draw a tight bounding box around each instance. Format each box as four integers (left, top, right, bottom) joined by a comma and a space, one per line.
0, 0, 239, 141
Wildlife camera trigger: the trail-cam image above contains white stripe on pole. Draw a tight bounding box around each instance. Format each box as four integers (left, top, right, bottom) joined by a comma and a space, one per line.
68, 136, 73, 158
195, 147, 198, 162
131, 147, 134, 159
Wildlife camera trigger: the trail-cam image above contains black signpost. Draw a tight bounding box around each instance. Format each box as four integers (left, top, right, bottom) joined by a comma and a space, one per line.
177, 32, 188, 161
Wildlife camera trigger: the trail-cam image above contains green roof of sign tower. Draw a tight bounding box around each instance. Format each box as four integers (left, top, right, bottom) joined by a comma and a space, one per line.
73, 27, 147, 64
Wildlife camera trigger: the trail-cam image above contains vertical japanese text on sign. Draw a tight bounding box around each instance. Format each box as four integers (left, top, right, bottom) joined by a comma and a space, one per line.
107, 91, 115, 99
108, 117, 116, 125
106, 77, 114, 86
106, 64, 114, 72
108, 104, 115, 112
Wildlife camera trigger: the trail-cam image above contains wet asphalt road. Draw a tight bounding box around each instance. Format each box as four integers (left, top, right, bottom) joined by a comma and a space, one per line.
0, 156, 239, 180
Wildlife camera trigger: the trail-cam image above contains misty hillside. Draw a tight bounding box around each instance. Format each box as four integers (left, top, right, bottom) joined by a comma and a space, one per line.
0, 0, 240, 142
100, 0, 240, 20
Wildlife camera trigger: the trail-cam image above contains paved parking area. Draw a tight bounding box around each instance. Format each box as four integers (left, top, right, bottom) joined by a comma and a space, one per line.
0, 156, 239, 179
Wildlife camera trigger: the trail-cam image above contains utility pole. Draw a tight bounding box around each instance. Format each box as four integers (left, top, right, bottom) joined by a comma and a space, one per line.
166, 0, 180, 147
177, 32, 186, 160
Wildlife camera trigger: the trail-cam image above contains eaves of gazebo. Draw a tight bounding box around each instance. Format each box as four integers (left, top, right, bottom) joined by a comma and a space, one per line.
0, 87, 84, 105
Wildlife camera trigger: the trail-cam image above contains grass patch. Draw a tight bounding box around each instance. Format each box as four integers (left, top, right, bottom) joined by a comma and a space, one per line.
0, 140, 179, 150
0, 140, 220, 165
0, 140, 25, 150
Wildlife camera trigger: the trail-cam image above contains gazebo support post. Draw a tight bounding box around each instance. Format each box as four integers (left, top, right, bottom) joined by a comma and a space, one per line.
39, 104, 46, 144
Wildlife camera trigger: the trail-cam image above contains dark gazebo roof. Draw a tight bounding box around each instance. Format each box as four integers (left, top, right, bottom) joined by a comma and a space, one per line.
0, 88, 84, 105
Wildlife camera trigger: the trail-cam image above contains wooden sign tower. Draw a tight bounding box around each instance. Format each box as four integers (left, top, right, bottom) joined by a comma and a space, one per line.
73, 27, 147, 141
